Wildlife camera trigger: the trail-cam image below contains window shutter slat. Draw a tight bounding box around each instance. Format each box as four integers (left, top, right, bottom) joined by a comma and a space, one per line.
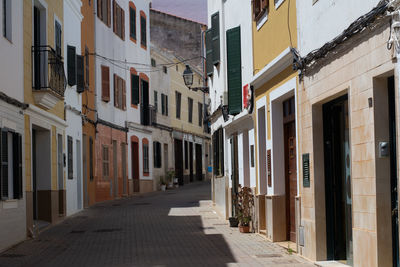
122, 79, 126, 110
76, 55, 85, 93
114, 74, 118, 108
211, 12, 220, 65
97, 0, 102, 20
1, 130, 8, 200
121, 9, 125, 40
131, 74, 139, 105
101, 66, 110, 101
67, 45, 76, 86
107, 0, 111, 27
267, 149, 272, 187
206, 29, 213, 76
166, 95, 168, 116
68, 136, 73, 180
12, 133, 22, 199
227, 26, 242, 115
113, 0, 117, 33
141, 15, 146, 47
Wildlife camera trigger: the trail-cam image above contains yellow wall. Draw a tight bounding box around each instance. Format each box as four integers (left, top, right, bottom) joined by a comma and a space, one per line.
23, 0, 64, 119
252, 0, 297, 75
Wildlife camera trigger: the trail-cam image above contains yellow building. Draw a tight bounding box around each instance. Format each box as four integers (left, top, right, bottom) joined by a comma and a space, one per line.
250, 0, 299, 248
23, 0, 67, 233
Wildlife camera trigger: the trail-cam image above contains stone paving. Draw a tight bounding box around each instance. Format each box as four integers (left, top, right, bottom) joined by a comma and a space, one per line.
0, 181, 314, 267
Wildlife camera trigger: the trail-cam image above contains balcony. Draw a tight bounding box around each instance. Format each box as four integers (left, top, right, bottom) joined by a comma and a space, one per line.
141, 105, 157, 126
31, 45, 66, 109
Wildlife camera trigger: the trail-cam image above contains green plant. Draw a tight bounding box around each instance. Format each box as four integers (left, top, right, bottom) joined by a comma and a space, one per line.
160, 176, 166, 186
236, 185, 254, 227
166, 169, 175, 183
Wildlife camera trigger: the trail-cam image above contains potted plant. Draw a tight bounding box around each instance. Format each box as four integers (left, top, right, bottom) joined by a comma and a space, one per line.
237, 185, 254, 233
229, 191, 239, 227
167, 169, 175, 188
160, 177, 167, 191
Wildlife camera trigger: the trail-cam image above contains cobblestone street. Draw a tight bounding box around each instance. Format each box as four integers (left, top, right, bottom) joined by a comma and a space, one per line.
0, 182, 313, 267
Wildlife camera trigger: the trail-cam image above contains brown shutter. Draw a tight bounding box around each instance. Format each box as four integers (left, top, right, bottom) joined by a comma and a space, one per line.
114, 74, 118, 108
97, 0, 102, 20
261, 0, 268, 10
267, 149, 271, 187
122, 79, 126, 110
253, 0, 261, 21
101, 66, 110, 102
107, 0, 111, 27
121, 9, 125, 40
113, 0, 116, 32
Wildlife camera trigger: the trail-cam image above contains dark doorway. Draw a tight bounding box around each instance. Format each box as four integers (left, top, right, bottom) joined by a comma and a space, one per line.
195, 144, 202, 181
230, 135, 239, 217
174, 139, 184, 185
140, 80, 149, 125
283, 96, 297, 243
189, 142, 193, 182
388, 76, 399, 267
131, 141, 140, 193
323, 95, 353, 265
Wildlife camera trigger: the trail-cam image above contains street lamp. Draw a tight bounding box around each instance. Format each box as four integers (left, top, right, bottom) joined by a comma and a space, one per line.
182, 65, 209, 94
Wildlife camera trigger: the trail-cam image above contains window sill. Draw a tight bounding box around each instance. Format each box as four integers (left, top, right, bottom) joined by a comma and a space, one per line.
143, 172, 149, 177
130, 37, 137, 44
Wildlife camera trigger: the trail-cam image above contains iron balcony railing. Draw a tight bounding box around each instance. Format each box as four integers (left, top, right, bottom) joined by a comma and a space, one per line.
141, 105, 157, 126
31, 45, 66, 97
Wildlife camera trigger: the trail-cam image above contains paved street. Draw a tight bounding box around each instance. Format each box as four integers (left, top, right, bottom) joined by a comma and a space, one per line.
0, 182, 313, 267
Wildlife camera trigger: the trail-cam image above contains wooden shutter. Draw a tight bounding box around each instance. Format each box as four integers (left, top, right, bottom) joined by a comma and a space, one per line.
253, 0, 261, 21
97, 0, 102, 20
101, 66, 110, 101
89, 137, 94, 181
205, 29, 213, 76
141, 15, 146, 47
121, 8, 125, 40
68, 136, 73, 180
113, 0, 117, 33
261, 0, 268, 10
12, 133, 22, 199
122, 79, 126, 110
130, 7, 136, 40
131, 74, 139, 105
107, 0, 111, 27
67, 45, 76, 86
158, 142, 161, 168
1, 130, 8, 200
227, 26, 242, 115
267, 149, 271, 187
114, 74, 119, 108
76, 55, 84, 93
165, 95, 168, 116
211, 12, 220, 65
161, 94, 165, 115
212, 132, 217, 175
55, 21, 62, 56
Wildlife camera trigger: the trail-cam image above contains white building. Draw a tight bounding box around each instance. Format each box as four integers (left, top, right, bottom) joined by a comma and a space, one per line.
0, 0, 26, 252
64, 0, 83, 216
207, 0, 255, 219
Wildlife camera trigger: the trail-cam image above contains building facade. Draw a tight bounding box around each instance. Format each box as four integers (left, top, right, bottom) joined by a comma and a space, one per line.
296, 0, 399, 266
23, 0, 68, 234
207, 0, 256, 222
64, 0, 84, 216
0, 0, 26, 252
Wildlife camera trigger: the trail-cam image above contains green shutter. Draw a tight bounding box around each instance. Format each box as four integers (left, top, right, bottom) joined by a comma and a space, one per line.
67, 45, 76, 86
227, 26, 242, 115
131, 74, 139, 105
206, 29, 213, 76
211, 12, 220, 65
76, 55, 85, 93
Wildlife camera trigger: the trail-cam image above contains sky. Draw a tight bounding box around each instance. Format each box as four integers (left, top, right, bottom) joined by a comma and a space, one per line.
151, 0, 208, 25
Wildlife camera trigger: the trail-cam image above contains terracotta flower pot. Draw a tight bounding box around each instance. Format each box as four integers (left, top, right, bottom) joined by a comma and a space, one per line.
239, 225, 250, 233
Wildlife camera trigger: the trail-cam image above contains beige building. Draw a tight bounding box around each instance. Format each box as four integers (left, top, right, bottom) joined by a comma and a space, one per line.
150, 44, 211, 187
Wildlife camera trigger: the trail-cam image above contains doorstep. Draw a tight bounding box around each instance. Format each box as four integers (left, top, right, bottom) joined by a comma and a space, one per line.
315, 261, 351, 267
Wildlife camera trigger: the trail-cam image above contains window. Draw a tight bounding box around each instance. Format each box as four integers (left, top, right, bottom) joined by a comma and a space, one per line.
163, 66, 167, 74
85, 47, 89, 86
89, 137, 94, 181
102, 145, 109, 178
250, 145, 255, 168
140, 12, 146, 48
143, 143, 149, 173
113, 0, 125, 40
0, 130, 22, 200
131, 73, 139, 105
67, 46, 77, 86
101, 65, 110, 102
175, 91, 181, 119
76, 55, 85, 93
97, 0, 111, 27
253, 0, 268, 21
55, 21, 62, 56
227, 26, 242, 115
154, 91, 158, 112
67, 136, 73, 180
161, 94, 168, 116
114, 74, 126, 110
153, 141, 161, 168
212, 128, 224, 176
184, 141, 188, 169
151, 58, 156, 67
3, 0, 11, 41
198, 102, 203, 127
129, 4, 136, 41
188, 98, 193, 123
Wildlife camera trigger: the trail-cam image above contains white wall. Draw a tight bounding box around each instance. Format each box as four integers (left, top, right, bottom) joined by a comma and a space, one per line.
0, 0, 24, 102
64, 0, 83, 216
297, 0, 380, 56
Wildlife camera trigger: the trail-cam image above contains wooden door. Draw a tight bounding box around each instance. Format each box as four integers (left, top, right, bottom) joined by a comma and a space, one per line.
132, 141, 140, 192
